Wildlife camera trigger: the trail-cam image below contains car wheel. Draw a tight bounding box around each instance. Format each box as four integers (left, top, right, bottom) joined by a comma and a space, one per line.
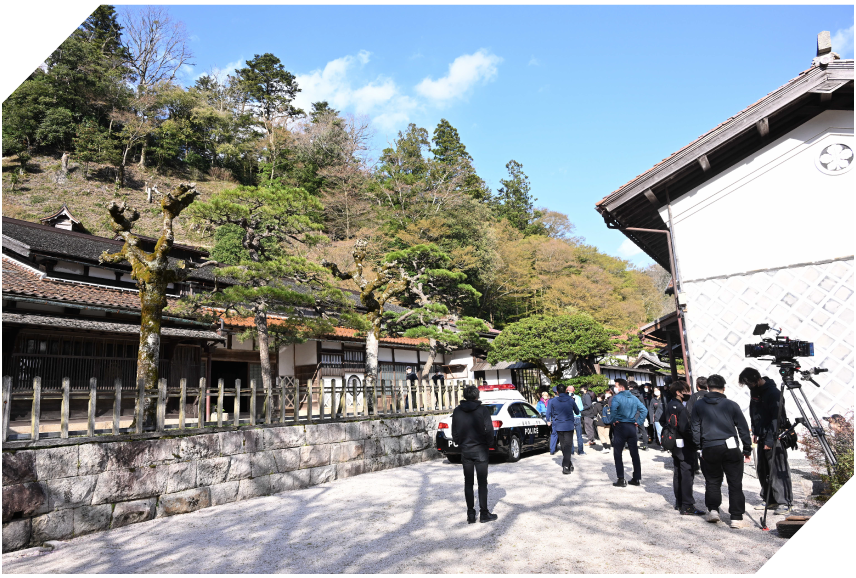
447, 454, 461, 464
506, 435, 521, 462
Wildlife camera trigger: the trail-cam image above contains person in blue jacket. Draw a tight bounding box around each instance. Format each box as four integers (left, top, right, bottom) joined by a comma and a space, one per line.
547, 385, 581, 475
535, 391, 550, 417
602, 378, 648, 487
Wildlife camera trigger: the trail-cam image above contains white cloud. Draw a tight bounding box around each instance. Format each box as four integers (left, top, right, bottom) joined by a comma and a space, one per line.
195, 58, 245, 84
617, 238, 643, 258
832, 25, 854, 58
415, 49, 502, 103
528, 56, 540, 67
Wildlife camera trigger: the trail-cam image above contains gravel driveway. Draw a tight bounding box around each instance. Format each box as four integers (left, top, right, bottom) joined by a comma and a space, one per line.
3, 445, 816, 573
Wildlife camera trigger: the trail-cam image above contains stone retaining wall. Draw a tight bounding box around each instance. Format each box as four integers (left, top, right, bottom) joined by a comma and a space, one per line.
2, 416, 442, 552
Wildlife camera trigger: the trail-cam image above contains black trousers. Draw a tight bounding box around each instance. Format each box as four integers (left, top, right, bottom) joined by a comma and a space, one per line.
671, 446, 695, 507
461, 452, 489, 513
557, 430, 575, 469
583, 416, 596, 441
701, 444, 745, 519
612, 422, 641, 481
757, 445, 793, 506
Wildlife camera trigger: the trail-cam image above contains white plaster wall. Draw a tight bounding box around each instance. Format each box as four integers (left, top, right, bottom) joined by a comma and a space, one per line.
321, 341, 342, 350
231, 336, 253, 351
394, 349, 418, 364
481, 369, 513, 385
54, 261, 84, 275
682, 258, 853, 417
378, 347, 393, 362
88, 267, 116, 280
278, 344, 295, 376
660, 110, 854, 282
295, 341, 316, 365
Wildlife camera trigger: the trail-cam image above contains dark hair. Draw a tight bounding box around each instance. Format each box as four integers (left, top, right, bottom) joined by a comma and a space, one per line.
556, 384, 568, 393
463, 385, 480, 401
670, 380, 691, 396
614, 378, 628, 389
664, 376, 673, 386
707, 374, 726, 391
628, 380, 638, 388
696, 376, 708, 391
738, 367, 762, 386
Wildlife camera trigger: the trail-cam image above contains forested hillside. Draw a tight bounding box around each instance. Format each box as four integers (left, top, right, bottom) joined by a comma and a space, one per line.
2, 5, 673, 332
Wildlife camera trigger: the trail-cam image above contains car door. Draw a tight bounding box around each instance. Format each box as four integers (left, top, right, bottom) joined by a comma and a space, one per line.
520, 402, 549, 447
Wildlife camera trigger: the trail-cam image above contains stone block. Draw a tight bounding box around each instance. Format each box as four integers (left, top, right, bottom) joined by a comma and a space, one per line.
46, 475, 98, 509
77, 444, 109, 476
400, 417, 419, 435
165, 462, 197, 494
157, 487, 211, 517
300, 444, 331, 469
34, 446, 79, 480
345, 421, 370, 441
376, 419, 403, 438
399, 434, 418, 453
305, 422, 347, 445
106, 439, 179, 470
225, 454, 252, 481
279, 468, 310, 490
308, 465, 336, 486
399, 452, 414, 467
380, 437, 401, 456
268, 473, 293, 495
263, 425, 305, 450
196, 457, 230, 486
364, 456, 394, 473
271, 448, 299, 473
2, 482, 48, 522
221, 429, 263, 455
331, 441, 364, 463
179, 434, 221, 460
31, 510, 73, 544
237, 476, 271, 501
2, 519, 32, 553
335, 460, 364, 480
73, 504, 112, 536
421, 449, 441, 462
3, 451, 37, 486
91, 468, 166, 505
413, 431, 432, 451
363, 439, 382, 459
111, 498, 156, 528
209, 481, 239, 506
250, 452, 277, 478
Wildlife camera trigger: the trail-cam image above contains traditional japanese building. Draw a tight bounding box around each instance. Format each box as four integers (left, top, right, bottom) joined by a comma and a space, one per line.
595, 34, 854, 415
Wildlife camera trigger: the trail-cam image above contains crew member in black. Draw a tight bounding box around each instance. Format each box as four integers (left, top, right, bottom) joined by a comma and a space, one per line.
691, 374, 753, 529
739, 367, 793, 513
580, 386, 596, 448
451, 385, 498, 524
686, 376, 709, 476
404, 367, 418, 410
629, 382, 649, 451
660, 380, 704, 515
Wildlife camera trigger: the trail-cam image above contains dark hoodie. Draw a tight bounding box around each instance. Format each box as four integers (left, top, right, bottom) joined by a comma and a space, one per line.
690, 392, 752, 454
451, 400, 494, 454
547, 393, 580, 431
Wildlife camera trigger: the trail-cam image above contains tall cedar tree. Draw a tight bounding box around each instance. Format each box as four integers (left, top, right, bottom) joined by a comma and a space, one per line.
492, 160, 544, 235
383, 244, 489, 380
431, 119, 491, 202
186, 185, 346, 396
100, 183, 211, 427
486, 313, 613, 384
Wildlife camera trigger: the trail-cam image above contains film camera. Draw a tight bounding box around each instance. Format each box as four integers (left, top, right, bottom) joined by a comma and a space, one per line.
744, 323, 813, 361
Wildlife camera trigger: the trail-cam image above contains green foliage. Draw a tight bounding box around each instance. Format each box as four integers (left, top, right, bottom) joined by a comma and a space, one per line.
801, 414, 854, 502
487, 313, 613, 383
491, 160, 544, 235
235, 53, 303, 123
210, 224, 250, 265
561, 374, 610, 395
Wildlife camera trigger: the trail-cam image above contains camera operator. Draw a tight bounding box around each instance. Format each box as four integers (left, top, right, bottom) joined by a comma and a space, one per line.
738, 367, 793, 514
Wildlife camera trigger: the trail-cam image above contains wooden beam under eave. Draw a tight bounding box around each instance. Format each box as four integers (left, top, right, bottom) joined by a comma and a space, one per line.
643, 189, 658, 206
756, 117, 770, 137
697, 154, 711, 172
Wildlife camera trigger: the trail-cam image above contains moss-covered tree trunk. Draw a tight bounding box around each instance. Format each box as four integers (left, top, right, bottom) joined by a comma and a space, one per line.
101, 183, 201, 428
254, 308, 273, 404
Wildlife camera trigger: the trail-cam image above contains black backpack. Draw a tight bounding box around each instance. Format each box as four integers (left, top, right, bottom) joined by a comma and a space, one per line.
660, 412, 679, 451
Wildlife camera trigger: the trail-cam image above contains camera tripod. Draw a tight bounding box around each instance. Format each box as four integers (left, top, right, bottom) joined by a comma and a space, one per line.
760, 360, 836, 530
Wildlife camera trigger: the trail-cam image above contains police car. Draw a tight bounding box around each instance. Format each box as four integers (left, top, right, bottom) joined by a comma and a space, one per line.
435, 383, 549, 462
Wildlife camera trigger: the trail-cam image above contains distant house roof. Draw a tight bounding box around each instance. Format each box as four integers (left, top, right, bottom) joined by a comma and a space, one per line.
471, 361, 537, 372
220, 315, 428, 347
594, 59, 854, 269
632, 350, 670, 371
39, 204, 87, 233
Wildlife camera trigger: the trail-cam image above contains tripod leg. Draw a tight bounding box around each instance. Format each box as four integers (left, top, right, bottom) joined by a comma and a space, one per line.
761, 383, 788, 530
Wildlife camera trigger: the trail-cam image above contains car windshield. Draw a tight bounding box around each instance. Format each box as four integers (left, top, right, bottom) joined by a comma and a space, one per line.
483, 404, 504, 416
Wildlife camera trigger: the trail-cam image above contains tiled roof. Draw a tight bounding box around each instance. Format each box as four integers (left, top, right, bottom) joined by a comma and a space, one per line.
221, 315, 428, 346
2, 218, 215, 281
2, 255, 162, 311
2, 312, 223, 340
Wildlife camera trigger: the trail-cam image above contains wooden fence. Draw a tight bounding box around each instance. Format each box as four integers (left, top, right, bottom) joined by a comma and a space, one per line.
1, 375, 478, 443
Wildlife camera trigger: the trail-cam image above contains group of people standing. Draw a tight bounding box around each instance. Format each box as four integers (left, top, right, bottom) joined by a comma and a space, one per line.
451, 370, 795, 528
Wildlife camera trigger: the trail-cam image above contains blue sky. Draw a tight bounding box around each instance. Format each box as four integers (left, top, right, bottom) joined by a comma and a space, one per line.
147, 6, 852, 266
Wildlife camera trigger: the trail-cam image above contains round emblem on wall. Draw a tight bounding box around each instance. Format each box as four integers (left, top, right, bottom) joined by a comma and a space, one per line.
816, 143, 853, 175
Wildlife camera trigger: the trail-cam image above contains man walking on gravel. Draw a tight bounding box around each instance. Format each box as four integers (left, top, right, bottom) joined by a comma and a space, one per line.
691, 374, 753, 529
452, 385, 498, 524
547, 384, 581, 474
602, 379, 648, 487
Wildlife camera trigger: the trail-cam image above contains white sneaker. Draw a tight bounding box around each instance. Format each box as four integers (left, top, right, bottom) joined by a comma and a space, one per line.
729, 518, 750, 529
704, 510, 720, 523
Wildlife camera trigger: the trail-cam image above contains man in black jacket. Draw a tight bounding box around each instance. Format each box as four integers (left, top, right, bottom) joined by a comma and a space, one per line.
580, 386, 596, 448
660, 380, 704, 515
629, 382, 649, 451
739, 367, 793, 513
686, 376, 709, 477
691, 374, 753, 529
451, 385, 498, 524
